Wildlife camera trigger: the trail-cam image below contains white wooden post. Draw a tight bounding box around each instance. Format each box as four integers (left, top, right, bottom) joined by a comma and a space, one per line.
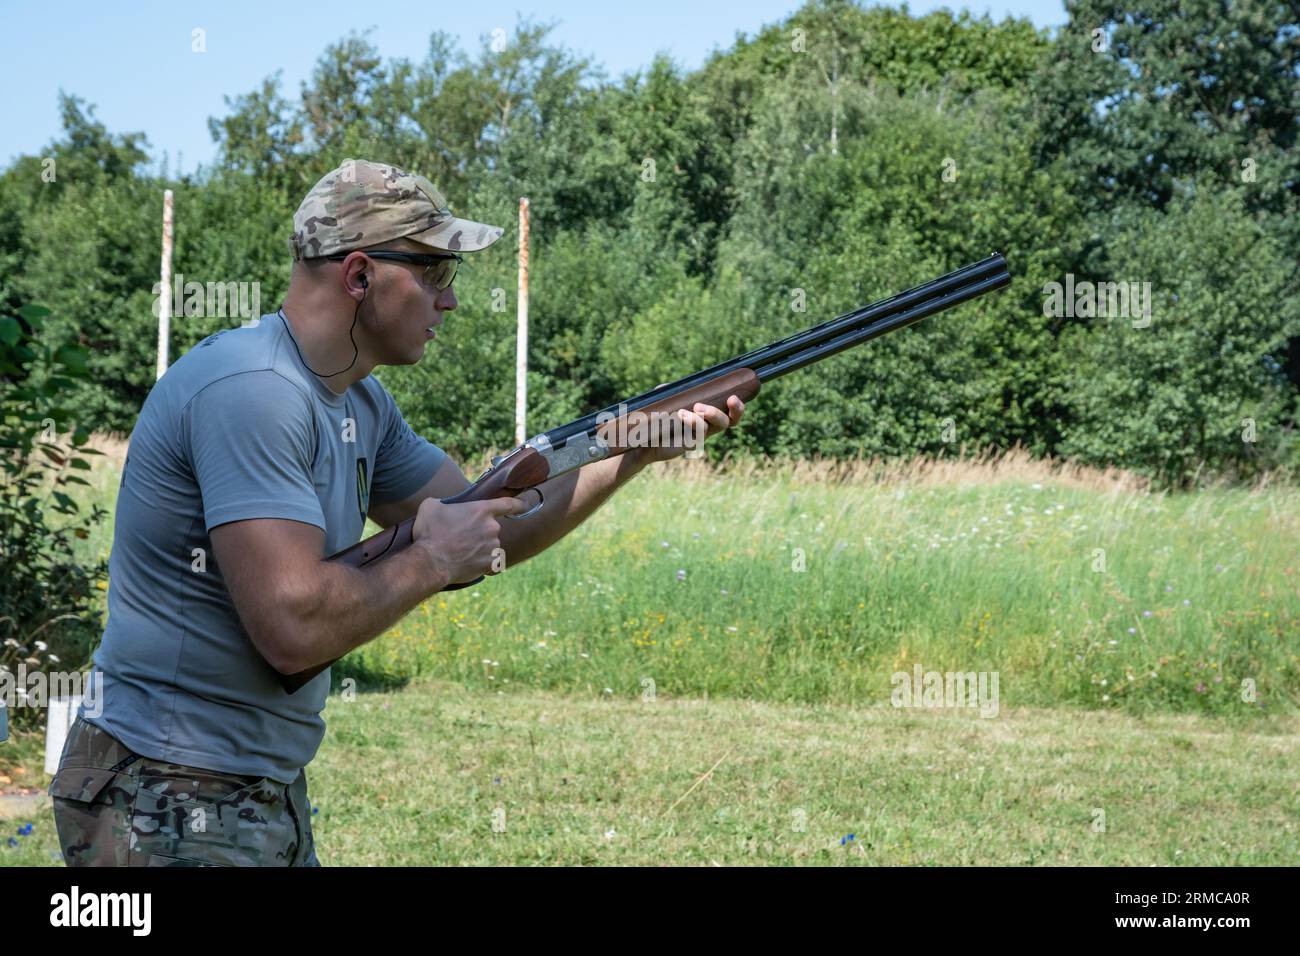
44, 696, 81, 775
516, 197, 530, 445
156, 189, 174, 380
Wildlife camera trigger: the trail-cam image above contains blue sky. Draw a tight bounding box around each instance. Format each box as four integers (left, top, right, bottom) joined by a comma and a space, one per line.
1, 0, 1067, 175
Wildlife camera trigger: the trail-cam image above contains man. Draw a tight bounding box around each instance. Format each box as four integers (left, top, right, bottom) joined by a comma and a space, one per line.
48, 159, 746, 866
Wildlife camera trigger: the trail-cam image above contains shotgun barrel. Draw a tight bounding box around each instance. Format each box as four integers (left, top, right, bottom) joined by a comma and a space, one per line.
755, 264, 1011, 380
543, 253, 1008, 447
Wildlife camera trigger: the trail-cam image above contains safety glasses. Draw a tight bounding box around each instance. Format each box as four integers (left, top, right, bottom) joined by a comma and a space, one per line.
326, 250, 463, 291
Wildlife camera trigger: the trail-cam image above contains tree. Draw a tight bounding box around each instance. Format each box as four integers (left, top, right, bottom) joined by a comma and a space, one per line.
1058, 189, 1300, 483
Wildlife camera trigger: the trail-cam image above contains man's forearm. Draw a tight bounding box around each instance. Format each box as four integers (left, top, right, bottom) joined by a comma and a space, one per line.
279, 542, 450, 673
497, 447, 651, 566
276, 448, 648, 673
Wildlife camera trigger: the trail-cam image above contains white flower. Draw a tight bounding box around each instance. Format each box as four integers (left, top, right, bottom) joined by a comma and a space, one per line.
604, 828, 617, 840
34, 641, 48, 652
537, 641, 547, 648
47, 655, 59, 663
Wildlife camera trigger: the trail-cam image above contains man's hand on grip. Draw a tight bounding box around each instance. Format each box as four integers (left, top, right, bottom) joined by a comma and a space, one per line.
411, 496, 527, 585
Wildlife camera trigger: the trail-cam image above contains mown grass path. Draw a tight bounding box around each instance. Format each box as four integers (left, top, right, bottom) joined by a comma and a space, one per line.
5, 682, 1296, 866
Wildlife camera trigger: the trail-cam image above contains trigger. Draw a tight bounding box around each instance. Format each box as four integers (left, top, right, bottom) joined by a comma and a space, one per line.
506, 486, 545, 519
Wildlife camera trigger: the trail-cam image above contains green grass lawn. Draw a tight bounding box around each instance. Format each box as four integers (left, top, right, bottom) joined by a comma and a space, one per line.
5, 680, 1298, 866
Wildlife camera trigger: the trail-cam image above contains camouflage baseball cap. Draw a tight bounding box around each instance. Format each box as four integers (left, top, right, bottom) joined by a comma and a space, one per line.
289, 159, 504, 260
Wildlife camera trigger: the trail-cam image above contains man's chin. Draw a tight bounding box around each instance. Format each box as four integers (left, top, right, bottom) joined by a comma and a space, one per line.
411, 335, 439, 362
378, 346, 429, 367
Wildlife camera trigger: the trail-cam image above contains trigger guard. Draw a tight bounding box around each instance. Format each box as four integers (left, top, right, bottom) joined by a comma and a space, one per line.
442, 575, 485, 591
505, 487, 544, 519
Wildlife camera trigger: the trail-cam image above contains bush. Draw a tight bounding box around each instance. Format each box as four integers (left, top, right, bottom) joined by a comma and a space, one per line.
1057, 190, 1300, 486
0, 303, 107, 733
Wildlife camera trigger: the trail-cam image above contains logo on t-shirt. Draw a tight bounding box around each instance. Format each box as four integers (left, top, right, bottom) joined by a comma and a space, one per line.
355, 457, 370, 520
195, 328, 233, 348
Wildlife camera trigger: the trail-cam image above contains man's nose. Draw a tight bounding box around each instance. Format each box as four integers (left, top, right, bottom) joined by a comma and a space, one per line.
437, 286, 457, 311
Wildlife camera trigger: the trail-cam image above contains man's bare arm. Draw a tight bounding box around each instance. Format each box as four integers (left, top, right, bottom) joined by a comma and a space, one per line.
367, 397, 746, 569
496, 445, 650, 566
211, 519, 447, 675
497, 397, 745, 563
369, 451, 650, 568
212, 495, 523, 674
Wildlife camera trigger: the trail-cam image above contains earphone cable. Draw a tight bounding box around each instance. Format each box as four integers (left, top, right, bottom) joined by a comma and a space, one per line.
278, 290, 363, 378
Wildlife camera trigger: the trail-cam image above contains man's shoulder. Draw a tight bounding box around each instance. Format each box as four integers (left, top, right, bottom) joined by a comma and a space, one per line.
164, 315, 313, 408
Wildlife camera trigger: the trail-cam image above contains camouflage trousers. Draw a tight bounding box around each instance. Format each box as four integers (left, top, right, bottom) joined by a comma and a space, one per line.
49, 717, 319, 867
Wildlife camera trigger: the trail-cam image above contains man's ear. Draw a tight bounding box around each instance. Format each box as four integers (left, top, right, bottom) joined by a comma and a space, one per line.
340, 251, 371, 298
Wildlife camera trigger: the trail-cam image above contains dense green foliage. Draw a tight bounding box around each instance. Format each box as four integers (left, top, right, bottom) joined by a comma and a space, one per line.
2, 1, 1296, 484
0, 302, 107, 730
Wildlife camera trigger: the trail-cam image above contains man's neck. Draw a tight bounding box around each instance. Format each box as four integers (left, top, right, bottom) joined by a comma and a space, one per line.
278, 294, 375, 394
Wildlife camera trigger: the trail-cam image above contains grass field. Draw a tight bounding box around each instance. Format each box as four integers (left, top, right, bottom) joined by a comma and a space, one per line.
4, 680, 1297, 865
2, 442, 1296, 865
340, 452, 1298, 718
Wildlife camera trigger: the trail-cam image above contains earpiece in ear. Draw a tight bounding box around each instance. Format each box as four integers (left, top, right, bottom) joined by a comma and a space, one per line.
359, 273, 369, 288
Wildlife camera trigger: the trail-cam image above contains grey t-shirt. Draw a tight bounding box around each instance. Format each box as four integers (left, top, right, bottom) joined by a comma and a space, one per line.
82, 312, 446, 783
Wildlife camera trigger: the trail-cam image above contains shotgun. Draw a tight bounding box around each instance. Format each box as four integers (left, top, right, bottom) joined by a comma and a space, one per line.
279, 252, 1012, 692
